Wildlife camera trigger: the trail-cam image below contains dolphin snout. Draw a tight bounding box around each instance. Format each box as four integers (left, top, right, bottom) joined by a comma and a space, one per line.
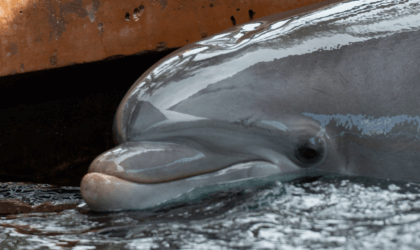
81, 158, 305, 211
81, 173, 145, 211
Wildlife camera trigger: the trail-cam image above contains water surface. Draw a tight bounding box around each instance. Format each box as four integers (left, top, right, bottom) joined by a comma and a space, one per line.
1, 176, 419, 249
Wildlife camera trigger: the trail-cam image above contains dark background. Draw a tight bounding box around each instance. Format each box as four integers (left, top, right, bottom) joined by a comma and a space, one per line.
0, 49, 176, 186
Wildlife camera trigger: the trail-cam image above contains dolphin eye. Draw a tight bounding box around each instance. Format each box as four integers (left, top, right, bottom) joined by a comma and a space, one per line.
294, 137, 325, 167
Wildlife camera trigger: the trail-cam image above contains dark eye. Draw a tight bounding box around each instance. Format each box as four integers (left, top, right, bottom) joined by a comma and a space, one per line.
294, 137, 325, 167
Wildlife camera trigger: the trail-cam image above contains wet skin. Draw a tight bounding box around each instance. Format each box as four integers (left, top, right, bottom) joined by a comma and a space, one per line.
81, 0, 420, 211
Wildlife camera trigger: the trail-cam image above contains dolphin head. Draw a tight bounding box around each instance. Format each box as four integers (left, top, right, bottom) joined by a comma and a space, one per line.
81, 0, 420, 211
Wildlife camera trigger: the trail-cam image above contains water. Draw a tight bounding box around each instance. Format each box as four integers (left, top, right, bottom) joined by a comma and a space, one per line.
1, 176, 420, 250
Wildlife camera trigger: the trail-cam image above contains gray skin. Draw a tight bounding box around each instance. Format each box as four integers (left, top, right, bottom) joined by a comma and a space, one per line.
81, 0, 420, 211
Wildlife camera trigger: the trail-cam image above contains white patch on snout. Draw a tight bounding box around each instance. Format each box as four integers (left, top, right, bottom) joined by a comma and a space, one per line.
116, 165, 125, 172
100, 146, 166, 171
125, 152, 205, 173
261, 120, 289, 131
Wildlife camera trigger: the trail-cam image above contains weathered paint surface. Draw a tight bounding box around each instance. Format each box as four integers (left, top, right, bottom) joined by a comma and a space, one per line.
0, 0, 328, 77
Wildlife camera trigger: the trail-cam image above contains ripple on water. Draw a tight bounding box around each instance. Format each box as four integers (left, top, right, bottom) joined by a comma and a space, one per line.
1, 177, 420, 249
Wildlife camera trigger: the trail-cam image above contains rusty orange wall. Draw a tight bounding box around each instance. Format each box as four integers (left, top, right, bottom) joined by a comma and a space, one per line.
0, 0, 327, 77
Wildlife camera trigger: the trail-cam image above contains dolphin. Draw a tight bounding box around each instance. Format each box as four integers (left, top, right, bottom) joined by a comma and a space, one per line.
81, 0, 420, 211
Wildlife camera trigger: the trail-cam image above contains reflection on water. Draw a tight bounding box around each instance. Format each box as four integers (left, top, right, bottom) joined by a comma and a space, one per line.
1, 177, 420, 249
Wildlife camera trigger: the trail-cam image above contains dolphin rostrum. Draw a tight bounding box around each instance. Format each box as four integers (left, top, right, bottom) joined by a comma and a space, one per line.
81, 0, 420, 211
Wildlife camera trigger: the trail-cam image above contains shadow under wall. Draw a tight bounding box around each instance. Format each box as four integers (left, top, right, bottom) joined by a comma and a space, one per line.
0, 49, 177, 186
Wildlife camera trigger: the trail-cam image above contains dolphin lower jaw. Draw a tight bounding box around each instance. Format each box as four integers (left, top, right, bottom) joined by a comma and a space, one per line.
81, 159, 303, 211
